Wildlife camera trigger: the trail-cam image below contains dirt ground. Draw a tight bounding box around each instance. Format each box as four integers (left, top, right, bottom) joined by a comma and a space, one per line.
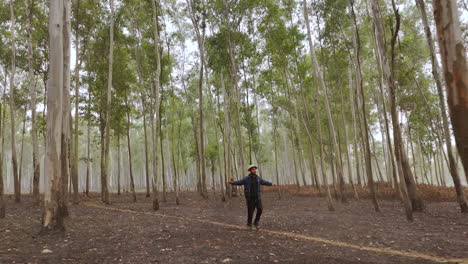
1, 191, 467, 264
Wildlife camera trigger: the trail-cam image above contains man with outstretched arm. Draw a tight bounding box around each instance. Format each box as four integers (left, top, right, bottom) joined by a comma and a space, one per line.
228, 165, 276, 230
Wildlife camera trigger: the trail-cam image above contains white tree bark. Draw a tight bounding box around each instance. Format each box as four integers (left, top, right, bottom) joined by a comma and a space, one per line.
43, 0, 65, 231
303, 0, 345, 205
303, 0, 334, 210
432, 0, 468, 213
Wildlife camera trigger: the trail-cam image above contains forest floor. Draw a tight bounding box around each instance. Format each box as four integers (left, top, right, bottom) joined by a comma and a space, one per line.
1, 190, 467, 264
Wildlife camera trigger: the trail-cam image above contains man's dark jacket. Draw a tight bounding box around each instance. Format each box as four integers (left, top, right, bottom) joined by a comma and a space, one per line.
232, 174, 273, 200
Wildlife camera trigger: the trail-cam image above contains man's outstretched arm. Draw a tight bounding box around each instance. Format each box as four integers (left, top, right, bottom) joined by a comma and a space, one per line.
260, 178, 274, 186
228, 177, 246, 185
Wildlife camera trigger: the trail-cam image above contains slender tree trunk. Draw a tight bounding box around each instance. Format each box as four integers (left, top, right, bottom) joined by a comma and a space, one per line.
223, 0, 245, 177
273, 122, 281, 199
151, 0, 161, 210
0, 71, 4, 218
221, 72, 232, 198
125, 96, 136, 202
213, 87, 226, 201
304, 0, 342, 206
142, 97, 150, 197
117, 134, 121, 195
61, 0, 71, 217
26, 0, 41, 206
344, 69, 358, 199
348, 0, 378, 210
370, 0, 420, 216
431, 0, 468, 213
71, 0, 81, 205
349, 68, 362, 187
170, 89, 180, 205
9, 1, 20, 203
100, 0, 113, 205
18, 111, 26, 197
42, 0, 65, 231
160, 114, 166, 202
85, 89, 91, 197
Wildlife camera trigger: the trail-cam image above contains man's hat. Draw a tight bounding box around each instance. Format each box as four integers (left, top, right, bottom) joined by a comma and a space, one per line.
247, 165, 258, 171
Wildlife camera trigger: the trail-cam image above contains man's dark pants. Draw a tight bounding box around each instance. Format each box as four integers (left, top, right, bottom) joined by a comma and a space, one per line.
246, 198, 263, 225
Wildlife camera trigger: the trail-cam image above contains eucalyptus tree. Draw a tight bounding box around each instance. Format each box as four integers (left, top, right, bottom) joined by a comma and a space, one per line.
345, 0, 380, 211
369, 0, 423, 212
24, 0, 41, 205
43, 0, 68, 232
150, 0, 162, 210
0, 69, 4, 218
187, 0, 208, 198
100, 0, 114, 205
432, 0, 468, 213
8, 0, 20, 203
303, 0, 345, 206
60, 0, 72, 216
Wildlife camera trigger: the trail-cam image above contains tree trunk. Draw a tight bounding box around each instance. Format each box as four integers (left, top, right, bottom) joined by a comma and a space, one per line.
197, 28, 207, 198
125, 96, 136, 202
221, 72, 232, 198
160, 113, 166, 202
348, 0, 378, 210
18, 111, 26, 199
307, 71, 333, 208
26, 0, 41, 206
370, 0, 421, 216
42, 0, 65, 231
273, 122, 281, 199
71, 0, 81, 205
142, 96, 150, 197
100, 0, 114, 205
170, 88, 180, 205
0, 71, 5, 218
117, 134, 121, 195
151, 0, 161, 211
61, 0, 71, 217
86, 88, 91, 197
9, 1, 20, 203
304, 0, 343, 206
431, 0, 468, 213
223, 0, 245, 178
344, 68, 358, 199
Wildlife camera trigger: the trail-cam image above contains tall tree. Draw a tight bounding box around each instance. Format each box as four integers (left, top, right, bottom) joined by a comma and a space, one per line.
347, 0, 379, 212
43, 0, 65, 231
303, 0, 345, 205
101, 0, 114, 204
187, 0, 208, 198
299, 1, 333, 210
370, 0, 423, 212
9, 0, 20, 203
151, 0, 162, 210
432, 0, 468, 213
0, 70, 5, 218
61, 0, 72, 216
124, 95, 136, 202
70, 0, 81, 205
25, 0, 41, 206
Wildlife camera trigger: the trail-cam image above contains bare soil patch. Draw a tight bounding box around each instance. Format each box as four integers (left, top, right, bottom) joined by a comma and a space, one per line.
1, 191, 467, 263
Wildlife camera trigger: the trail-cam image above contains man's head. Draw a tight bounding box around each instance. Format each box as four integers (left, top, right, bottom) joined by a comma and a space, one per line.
248, 165, 258, 175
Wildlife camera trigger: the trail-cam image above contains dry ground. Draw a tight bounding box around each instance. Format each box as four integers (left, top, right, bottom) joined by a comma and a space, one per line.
1, 191, 467, 264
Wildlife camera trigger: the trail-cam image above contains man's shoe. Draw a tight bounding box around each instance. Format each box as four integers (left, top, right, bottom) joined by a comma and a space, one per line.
247, 224, 253, 230
254, 221, 260, 230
